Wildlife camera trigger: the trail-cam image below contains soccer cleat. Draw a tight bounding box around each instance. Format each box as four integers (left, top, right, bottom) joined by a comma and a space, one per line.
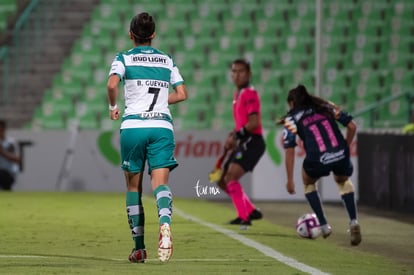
320, 224, 332, 239
158, 223, 173, 262
350, 222, 362, 246
228, 217, 243, 225
128, 249, 147, 263
229, 209, 263, 225
249, 209, 263, 220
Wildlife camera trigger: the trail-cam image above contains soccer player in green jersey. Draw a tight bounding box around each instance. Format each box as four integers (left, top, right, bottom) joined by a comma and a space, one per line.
107, 12, 188, 263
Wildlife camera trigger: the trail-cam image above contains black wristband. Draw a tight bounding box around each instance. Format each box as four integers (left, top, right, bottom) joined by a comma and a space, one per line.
234, 127, 248, 139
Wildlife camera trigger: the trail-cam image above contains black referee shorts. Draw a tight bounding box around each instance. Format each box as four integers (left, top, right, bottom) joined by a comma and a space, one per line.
226, 134, 266, 173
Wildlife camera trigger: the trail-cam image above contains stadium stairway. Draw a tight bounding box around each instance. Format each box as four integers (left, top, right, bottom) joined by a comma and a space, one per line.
0, 0, 99, 128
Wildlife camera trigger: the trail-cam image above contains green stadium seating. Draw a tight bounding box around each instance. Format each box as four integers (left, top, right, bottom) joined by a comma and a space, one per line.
29, 0, 414, 130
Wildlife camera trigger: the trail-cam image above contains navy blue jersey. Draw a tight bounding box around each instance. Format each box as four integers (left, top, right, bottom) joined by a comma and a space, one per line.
283, 107, 353, 163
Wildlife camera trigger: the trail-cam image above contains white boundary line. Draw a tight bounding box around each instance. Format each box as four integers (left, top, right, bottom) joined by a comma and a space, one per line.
0, 255, 48, 258
0, 255, 273, 262
174, 208, 330, 275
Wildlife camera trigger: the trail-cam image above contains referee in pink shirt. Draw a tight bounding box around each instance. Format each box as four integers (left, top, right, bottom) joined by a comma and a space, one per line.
218, 59, 266, 228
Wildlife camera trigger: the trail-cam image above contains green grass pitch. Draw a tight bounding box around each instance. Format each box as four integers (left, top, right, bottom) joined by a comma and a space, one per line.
0, 192, 412, 275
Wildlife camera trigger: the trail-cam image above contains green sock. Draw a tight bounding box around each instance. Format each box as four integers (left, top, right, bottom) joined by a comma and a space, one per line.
153, 185, 173, 225
126, 191, 145, 250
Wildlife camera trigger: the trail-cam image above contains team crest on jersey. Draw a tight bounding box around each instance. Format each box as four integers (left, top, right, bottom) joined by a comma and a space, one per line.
235, 151, 243, 160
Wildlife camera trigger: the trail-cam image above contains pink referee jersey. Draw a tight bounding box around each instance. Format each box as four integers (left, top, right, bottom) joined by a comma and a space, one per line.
232, 86, 263, 135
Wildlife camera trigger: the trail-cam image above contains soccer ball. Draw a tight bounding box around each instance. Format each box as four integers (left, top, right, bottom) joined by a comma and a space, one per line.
296, 213, 322, 239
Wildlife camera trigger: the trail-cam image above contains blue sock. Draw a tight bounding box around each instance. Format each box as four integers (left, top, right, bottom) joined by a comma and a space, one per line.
341, 192, 357, 221
305, 191, 328, 225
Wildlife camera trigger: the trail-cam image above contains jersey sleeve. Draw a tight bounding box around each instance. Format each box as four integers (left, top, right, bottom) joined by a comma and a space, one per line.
243, 89, 260, 115
170, 65, 184, 88
336, 111, 353, 126
108, 53, 125, 79
283, 115, 297, 148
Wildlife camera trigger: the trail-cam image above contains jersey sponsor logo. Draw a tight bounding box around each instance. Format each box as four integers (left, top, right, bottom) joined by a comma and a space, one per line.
123, 160, 130, 168
131, 55, 167, 64
139, 112, 167, 119
319, 149, 345, 164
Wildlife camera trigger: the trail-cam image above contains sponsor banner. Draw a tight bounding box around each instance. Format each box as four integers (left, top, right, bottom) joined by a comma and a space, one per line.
8, 129, 357, 202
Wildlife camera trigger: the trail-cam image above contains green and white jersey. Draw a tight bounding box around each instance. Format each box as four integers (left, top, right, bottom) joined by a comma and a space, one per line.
108, 46, 184, 130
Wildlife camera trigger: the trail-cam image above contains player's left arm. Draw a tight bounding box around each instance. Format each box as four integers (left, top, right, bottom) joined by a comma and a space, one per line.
169, 65, 187, 104
336, 110, 356, 146
169, 83, 188, 104
245, 112, 261, 132
233, 91, 261, 139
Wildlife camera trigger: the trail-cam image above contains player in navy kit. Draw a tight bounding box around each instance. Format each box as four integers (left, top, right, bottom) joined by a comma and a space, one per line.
282, 84, 361, 246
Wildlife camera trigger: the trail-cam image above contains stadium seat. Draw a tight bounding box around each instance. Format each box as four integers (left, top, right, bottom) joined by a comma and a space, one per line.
28, 0, 414, 130
0, 0, 16, 33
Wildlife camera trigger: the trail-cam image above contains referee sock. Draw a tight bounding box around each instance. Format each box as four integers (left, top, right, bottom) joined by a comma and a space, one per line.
154, 185, 173, 225
243, 193, 256, 215
227, 180, 249, 221
126, 191, 145, 250
305, 190, 328, 226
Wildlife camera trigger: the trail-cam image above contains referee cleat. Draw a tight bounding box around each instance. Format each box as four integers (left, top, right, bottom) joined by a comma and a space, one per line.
158, 223, 173, 262
350, 221, 362, 246
249, 209, 263, 220
320, 224, 332, 239
229, 217, 243, 225
128, 249, 147, 263
229, 209, 262, 225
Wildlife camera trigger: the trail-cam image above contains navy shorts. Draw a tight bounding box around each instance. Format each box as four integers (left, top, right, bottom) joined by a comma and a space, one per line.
303, 155, 354, 179
224, 135, 266, 173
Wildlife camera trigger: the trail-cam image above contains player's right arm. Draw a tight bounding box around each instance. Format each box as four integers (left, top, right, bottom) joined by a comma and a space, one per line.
285, 147, 296, 195
107, 74, 121, 120
335, 108, 356, 146
283, 115, 298, 195
345, 120, 357, 146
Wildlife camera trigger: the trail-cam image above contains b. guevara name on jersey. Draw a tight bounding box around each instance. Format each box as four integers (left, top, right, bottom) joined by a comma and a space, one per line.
108, 46, 184, 130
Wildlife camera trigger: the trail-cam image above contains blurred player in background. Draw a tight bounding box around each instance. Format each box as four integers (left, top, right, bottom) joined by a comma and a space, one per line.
107, 12, 188, 263
0, 119, 21, 191
282, 84, 361, 246
210, 59, 265, 228
402, 112, 414, 134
